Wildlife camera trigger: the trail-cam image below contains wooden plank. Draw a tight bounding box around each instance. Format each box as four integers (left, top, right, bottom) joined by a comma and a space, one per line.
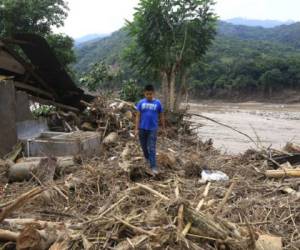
13, 81, 54, 99
0, 49, 25, 74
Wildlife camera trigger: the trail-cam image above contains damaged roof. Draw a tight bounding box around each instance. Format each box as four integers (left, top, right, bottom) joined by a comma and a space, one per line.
0, 33, 93, 110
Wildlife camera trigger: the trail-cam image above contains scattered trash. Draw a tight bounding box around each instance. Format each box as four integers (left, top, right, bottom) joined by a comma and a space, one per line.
201, 169, 229, 182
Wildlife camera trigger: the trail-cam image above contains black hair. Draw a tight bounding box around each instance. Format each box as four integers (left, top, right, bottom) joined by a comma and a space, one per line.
144, 84, 155, 92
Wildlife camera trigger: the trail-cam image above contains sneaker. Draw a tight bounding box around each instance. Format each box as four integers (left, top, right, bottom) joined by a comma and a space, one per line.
152, 168, 159, 175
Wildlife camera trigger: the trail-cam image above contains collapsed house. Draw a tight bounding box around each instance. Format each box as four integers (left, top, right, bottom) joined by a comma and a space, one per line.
0, 34, 98, 158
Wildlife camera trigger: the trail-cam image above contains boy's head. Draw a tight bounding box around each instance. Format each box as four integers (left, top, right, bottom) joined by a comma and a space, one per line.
144, 84, 155, 101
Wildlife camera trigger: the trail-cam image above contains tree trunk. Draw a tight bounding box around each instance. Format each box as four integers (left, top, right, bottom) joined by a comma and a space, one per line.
161, 71, 170, 111
169, 66, 177, 111
174, 70, 187, 111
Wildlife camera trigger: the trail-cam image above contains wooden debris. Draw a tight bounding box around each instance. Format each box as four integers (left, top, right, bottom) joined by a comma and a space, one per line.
9, 157, 78, 182
114, 235, 148, 250
265, 168, 300, 178
182, 182, 211, 237
49, 240, 69, 250
0, 229, 19, 242
284, 142, 300, 154
0, 187, 44, 223
113, 216, 157, 237
4, 142, 22, 162
214, 180, 236, 218
103, 132, 118, 145
255, 234, 282, 250
183, 206, 250, 249
157, 152, 177, 168
81, 122, 95, 131
16, 222, 68, 250
136, 183, 170, 201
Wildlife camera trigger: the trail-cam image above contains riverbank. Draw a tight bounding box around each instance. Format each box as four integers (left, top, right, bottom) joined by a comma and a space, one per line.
188, 101, 300, 154
191, 88, 300, 104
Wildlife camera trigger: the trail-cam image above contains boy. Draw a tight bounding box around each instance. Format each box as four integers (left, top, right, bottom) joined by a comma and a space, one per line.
135, 85, 166, 174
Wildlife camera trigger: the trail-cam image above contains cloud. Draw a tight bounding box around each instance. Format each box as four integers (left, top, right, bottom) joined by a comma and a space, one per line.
58, 0, 300, 38
216, 0, 300, 21
58, 0, 139, 38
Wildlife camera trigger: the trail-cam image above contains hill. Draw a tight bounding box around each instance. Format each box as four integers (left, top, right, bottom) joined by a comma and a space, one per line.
74, 21, 300, 98
218, 21, 300, 48
226, 18, 294, 28
74, 29, 130, 73
74, 33, 109, 46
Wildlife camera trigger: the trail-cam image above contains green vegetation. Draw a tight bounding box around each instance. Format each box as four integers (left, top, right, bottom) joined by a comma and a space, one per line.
75, 21, 300, 99
31, 105, 55, 117
0, 0, 75, 66
79, 61, 120, 91
120, 79, 143, 102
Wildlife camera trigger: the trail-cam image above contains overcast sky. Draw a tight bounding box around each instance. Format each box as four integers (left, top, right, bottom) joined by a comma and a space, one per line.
58, 0, 300, 38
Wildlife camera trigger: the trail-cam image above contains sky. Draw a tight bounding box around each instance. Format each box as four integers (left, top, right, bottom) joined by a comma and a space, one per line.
58, 0, 300, 38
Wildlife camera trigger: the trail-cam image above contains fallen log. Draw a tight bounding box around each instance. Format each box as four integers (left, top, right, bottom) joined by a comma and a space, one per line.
265, 169, 300, 178
0, 229, 19, 242
9, 157, 79, 182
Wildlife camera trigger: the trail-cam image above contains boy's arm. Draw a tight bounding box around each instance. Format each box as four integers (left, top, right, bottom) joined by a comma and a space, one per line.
135, 112, 141, 137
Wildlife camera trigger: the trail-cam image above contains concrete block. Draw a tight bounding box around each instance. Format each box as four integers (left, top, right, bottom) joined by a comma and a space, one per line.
17, 118, 48, 140
25, 131, 101, 157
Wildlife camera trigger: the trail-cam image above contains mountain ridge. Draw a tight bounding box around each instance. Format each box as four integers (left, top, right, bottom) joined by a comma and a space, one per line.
74, 21, 300, 73
226, 18, 295, 28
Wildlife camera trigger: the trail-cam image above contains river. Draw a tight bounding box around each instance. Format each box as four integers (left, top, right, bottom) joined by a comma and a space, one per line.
188, 102, 300, 154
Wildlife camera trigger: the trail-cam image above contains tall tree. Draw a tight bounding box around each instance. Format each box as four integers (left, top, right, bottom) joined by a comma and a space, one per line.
126, 0, 217, 111
0, 0, 75, 66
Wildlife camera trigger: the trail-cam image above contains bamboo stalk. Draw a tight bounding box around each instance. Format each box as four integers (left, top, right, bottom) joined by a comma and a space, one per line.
136, 183, 170, 201
214, 181, 236, 218
182, 182, 211, 237
265, 169, 300, 178
113, 216, 157, 237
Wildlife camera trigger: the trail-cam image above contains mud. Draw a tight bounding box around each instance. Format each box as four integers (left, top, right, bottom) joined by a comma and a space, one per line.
189, 101, 300, 154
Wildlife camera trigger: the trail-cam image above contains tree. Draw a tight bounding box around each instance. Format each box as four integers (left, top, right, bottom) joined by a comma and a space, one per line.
0, 0, 75, 66
259, 68, 283, 97
0, 0, 68, 36
126, 0, 217, 111
79, 62, 115, 92
47, 33, 76, 66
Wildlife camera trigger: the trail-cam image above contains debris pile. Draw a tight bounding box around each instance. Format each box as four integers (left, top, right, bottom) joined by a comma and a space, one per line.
0, 98, 300, 250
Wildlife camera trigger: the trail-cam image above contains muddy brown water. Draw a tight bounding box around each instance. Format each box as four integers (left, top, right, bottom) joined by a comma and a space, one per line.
188, 102, 300, 154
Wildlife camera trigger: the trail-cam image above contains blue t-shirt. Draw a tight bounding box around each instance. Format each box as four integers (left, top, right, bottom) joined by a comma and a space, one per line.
136, 99, 163, 131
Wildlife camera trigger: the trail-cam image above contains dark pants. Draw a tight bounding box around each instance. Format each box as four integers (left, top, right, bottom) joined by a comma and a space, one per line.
139, 129, 157, 170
